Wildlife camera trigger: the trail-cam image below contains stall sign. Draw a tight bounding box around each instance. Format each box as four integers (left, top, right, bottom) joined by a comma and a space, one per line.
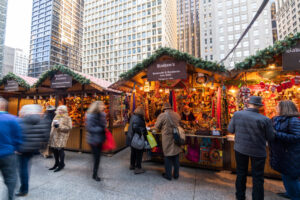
5, 80, 19, 91
147, 60, 187, 81
51, 74, 72, 88
282, 42, 300, 71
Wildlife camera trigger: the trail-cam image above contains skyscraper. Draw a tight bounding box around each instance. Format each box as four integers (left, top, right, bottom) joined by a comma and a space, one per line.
200, 0, 273, 69
271, 2, 278, 43
0, 0, 8, 78
28, 0, 83, 77
177, 0, 201, 58
275, 0, 300, 40
14, 48, 29, 76
82, 0, 177, 83
2, 45, 14, 76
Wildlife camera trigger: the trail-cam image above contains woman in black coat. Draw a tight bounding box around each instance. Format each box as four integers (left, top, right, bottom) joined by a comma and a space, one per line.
270, 100, 300, 199
86, 101, 107, 181
127, 106, 147, 174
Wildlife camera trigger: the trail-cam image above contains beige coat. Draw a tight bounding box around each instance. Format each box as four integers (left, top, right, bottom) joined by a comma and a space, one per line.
49, 114, 72, 148
155, 110, 182, 156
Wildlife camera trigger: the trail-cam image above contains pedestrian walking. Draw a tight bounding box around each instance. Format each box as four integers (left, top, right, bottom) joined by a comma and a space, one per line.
86, 101, 107, 181
155, 102, 182, 181
48, 105, 72, 172
228, 96, 275, 200
127, 106, 147, 174
41, 106, 56, 158
269, 100, 300, 200
16, 105, 48, 197
0, 97, 22, 200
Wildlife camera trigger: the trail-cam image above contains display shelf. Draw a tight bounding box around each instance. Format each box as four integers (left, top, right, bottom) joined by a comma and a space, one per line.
151, 132, 226, 139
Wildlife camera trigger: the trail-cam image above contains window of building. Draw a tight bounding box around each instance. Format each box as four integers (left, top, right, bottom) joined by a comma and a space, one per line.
254, 39, 259, 45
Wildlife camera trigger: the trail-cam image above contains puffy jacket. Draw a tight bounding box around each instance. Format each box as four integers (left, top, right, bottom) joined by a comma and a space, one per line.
269, 116, 300, 178
127, 114, 147, 146
19, 114, 49, 153
86, 112, 107, 145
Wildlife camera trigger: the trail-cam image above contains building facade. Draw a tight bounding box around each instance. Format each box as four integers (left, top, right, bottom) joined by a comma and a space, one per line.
0, 0, 8, 77
28, 0, 84, 77
276, 0, 300, 40
200, 0, 273, 69
177, 0, 201, 57
14, 49, 29, 76
271, 2, 278, 42
82, 0, 177, 83
2, 45, 14, 76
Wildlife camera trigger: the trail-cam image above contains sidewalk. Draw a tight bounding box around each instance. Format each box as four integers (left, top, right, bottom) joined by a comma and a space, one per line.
0, 148, 285, 200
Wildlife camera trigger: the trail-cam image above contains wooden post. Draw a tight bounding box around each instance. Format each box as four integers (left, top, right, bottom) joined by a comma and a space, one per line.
55, 91, 59, 108
16, 95, 21, 116
79, 85, 85, 152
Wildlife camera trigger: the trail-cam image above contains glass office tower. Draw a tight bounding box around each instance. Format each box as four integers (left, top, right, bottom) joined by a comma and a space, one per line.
28, 0, 83, 77
0, 0, 8, 77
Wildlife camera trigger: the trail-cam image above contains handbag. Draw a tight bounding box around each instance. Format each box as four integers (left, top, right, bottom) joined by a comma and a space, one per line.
102, 129, 116, 151
147, 132, 157, 148
131, 133, 145, 150
166, 112, 185, 146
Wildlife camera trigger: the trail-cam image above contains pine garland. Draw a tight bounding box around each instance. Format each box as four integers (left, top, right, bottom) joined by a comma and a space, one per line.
234, 32, 300, 70
0, 73, 31, 89
119, 47, 226, 80
33, 65, 90, 87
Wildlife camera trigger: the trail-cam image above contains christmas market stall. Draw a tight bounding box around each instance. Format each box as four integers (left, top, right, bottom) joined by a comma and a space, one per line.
110, 47, 231, 170
32, 65, 126, 153
226, 33, 300, 177
0, 73, 37, 115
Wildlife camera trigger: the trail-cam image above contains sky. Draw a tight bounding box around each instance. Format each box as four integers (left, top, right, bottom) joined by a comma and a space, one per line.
4, 0, 33, 54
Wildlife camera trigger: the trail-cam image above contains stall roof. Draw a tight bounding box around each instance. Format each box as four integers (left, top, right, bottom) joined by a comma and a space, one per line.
233, 32, 300, 71
0, 73, 37, 89
119, 47, 226, 81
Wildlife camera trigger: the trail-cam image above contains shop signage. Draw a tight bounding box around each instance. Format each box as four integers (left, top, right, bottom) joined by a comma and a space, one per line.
51, 74, 72, 88
282, 42, 300, 71
4, 80, 19, 91
147, 60, 187, 81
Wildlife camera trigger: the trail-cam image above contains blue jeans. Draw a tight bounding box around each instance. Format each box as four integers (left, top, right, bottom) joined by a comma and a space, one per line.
282, 174, 300, 200
18, 153, 34, 194
0, 154, 17, 200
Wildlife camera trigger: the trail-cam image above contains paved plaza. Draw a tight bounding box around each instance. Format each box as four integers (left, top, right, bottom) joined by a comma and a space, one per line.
0, 148, 286, 200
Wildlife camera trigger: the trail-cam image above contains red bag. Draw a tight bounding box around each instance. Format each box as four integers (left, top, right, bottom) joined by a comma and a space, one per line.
102, 129, 116, 151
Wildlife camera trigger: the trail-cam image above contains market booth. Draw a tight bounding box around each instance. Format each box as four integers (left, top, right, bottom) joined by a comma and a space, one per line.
226, 33, 300, 177
30, 65, 126, 153
110, 47, 231, 170
0, 73, 37, 115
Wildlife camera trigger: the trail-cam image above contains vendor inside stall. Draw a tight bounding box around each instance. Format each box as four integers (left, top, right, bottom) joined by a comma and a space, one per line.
181, 105, 196, 122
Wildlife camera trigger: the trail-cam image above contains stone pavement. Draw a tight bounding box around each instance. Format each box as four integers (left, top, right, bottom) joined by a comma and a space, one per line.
0, 148, 286, 200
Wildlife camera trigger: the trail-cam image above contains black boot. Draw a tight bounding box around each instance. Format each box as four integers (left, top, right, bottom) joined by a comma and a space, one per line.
93, 174, 101, 182
54, 149, 65, 172
49, 149, 59, 170
49, 163, 59, 170
54, 163, 65, 172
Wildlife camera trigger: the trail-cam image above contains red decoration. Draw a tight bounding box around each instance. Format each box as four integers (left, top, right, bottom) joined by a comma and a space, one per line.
217, 87, 221, 129
282, 82, 287, 89
286, 80, 292, 88
276, 85, 283, 92
291, 78, 295, 86
260, 81, 266, 89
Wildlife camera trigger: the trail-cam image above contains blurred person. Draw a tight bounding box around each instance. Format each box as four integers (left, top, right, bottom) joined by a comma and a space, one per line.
48, 105, 72, 172
155, 103, 182, 181
0, 97, 22, 200
228, 96, 275, 200
41, 106, 56, 158
127, 106, 147, 174
16, 105, 49, 197
270, 100, 300, 200
181, 105, 195, 121
86, 101, 107, 182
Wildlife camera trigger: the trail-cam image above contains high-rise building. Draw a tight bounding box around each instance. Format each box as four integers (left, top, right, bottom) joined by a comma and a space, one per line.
275, 0, 300, 40
14, 48, 29, 76
2, 45, 14, 76
177, 0, 201, 57
200, 0, 273, 69
28, 0, 84, 77
271, 2, 278, 43
82, 0, 177, 83
0, 0, 8, 78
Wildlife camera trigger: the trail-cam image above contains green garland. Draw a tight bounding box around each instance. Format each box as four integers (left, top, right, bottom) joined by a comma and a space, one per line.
119, 47, 226, 80
234, 32, 300, 70
224, 79, 272, 86
0, 72, 31, 89
33, 65, 91, 87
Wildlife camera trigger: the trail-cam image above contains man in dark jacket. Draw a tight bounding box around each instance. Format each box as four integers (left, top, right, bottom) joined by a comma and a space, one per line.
228, 96, 275, 200
0, 97, 22, 200
16, 104, 49, 197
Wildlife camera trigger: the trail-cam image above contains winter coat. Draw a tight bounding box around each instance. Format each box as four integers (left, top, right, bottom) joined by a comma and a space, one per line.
228, 108, 275, 157
49, 114, 72, 148
86, 112, 107, 145
19, 114, 49, 153
269, 116, 300, 178
127, 114, 147, 147
155, 109, 182, 157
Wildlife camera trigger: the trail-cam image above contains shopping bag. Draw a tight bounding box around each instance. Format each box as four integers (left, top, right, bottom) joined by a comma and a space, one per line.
102, 129, 116, 151
146, 132, 157, 148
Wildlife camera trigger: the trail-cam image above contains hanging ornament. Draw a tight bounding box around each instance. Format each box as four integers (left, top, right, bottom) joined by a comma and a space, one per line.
260, 81, 265, 89
276, 85, 283, 93
282, 82, 288, 89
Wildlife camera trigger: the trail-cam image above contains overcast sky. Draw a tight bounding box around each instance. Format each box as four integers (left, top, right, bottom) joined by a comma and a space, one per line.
5, 0, 32, 54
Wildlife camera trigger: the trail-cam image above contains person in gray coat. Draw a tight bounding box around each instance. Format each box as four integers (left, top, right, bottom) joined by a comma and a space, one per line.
228, 96, 275, 200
